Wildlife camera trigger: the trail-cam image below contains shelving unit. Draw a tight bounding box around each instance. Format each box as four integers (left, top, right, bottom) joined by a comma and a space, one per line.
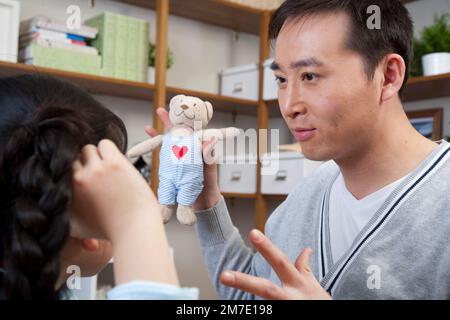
263, 194, 287, 202
0, 61, 157, 100
115, 0, 264, 35
0, 61, 259, 114
166, 86, 259, 115
403, 72, 450, 102
0, 0, 444, 231
222, 192, 257, 199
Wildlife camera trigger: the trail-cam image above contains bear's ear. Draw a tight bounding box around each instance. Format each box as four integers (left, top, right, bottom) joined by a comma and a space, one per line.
170, 94, 185, 109
205, 101, 213, 121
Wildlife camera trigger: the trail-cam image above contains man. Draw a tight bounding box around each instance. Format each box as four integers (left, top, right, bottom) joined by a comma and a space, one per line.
150, 0, 450, 299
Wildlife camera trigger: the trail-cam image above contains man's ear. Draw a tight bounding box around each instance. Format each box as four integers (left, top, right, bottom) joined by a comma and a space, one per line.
81, 239, 100, 252
205, 101, 213, 121
380, 54, 406, 102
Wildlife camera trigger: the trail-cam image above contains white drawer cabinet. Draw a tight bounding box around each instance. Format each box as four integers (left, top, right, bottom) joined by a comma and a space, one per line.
219, 155, 257, 194
219, 63, 259, 101
261, 152, 323, 195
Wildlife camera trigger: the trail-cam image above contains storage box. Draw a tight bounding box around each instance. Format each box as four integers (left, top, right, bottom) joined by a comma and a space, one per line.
85, 12, 149, 81
218, 154, 257, 194
261, 152, 323, 195
0, 0, 20, 62
21, 43, 102, 75
263, 58, 278, 101
219, 63, 259, 101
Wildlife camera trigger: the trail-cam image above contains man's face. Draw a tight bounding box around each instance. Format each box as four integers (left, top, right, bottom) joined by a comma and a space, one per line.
274, 12, 381, 161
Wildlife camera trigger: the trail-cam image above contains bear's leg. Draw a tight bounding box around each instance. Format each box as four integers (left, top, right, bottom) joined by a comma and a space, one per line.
161, 204, 177, 223
158, 177, 177, 223
176, 205, 197, 226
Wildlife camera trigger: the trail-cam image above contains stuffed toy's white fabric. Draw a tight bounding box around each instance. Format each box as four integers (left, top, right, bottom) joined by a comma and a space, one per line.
127, 95, 240, 225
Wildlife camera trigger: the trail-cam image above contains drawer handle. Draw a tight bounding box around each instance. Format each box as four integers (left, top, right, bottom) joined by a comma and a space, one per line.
231, 171, 241, 181
232, 82, 244, 93
275, 170, 287, 181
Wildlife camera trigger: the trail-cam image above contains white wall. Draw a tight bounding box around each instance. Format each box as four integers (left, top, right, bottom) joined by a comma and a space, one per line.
405, 0, 450, 37
19, 0, 260, 92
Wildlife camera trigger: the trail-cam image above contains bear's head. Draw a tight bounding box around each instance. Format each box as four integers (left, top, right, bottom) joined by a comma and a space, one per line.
168, 94, 213, 131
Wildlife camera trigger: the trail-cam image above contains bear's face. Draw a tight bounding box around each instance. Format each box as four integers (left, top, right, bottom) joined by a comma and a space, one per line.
169, 95, 213, 131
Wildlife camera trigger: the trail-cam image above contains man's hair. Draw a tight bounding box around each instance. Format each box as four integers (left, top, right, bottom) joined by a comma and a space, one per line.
269, 0, 414, 96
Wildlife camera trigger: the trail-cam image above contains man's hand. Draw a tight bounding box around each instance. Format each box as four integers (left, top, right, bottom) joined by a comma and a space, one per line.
145, 107, 222, 211
220, 229, 332, 300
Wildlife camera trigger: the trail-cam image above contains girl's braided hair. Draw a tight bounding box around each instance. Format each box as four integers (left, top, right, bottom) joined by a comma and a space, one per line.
0, 74, 127, 299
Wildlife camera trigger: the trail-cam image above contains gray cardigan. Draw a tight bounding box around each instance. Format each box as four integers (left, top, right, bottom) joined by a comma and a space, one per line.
194, 141, 450, 300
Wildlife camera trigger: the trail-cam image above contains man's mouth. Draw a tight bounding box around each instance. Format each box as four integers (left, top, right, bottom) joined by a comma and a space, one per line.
293, 128, 316, 142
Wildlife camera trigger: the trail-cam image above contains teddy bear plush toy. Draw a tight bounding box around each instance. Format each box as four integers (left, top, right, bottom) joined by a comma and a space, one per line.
127, 94, 240, 226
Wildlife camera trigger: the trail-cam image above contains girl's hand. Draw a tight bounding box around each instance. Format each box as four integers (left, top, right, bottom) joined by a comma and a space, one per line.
70, 139, 178, 286
70, 139, 159, 242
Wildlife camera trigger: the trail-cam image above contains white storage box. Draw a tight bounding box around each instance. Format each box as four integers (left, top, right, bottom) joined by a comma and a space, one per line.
261, 152, 323, 195
263, 58, 278, 101
0, 0, 20, 62
219, 154, 257, 194
219, 63, 259, 101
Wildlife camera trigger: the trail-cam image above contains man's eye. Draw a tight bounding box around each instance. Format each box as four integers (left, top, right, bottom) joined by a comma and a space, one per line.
302, 73, 318, 81
275, 76, 286, 84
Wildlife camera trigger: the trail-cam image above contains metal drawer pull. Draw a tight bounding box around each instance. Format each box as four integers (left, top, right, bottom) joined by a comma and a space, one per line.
233, 82, 244, 93
231, 171, 242, 181
275, 170, 287, 181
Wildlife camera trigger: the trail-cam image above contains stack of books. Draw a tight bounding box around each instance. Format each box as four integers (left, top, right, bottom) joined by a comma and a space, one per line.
85, 12, 149, 82
19, 15, 101, 76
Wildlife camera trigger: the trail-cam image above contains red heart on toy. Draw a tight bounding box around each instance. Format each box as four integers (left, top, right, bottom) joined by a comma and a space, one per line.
172, 145, 188, 159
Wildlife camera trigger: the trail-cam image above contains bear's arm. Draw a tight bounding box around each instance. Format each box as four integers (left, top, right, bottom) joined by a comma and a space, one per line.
126, 135, 163, 158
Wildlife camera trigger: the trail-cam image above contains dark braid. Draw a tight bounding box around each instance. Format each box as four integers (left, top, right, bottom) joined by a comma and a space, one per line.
0, 75, 127, 299
1, 108, 90, 299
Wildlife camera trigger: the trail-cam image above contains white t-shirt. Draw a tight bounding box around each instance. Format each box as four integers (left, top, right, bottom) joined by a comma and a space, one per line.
329, 173, 407, 263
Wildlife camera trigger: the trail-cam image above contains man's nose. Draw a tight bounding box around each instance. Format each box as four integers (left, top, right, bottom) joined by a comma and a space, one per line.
281, 86, 306, 118
181, 105, 189, 110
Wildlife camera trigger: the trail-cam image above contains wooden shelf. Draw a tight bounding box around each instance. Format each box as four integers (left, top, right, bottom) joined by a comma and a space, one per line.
264, 100, 282, 116
265, 73, 450, 108
403, 73, 450, 102
222, 192, 257, 199
167, 86, 258, 115
115, 0, 264, 35
0, 61, 259, 113
115, 0, 420, 36
263, 194, 287, 201
0, 61, 156, 100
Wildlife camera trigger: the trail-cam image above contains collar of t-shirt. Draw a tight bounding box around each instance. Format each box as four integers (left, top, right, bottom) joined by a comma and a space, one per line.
329, 172, 407, 263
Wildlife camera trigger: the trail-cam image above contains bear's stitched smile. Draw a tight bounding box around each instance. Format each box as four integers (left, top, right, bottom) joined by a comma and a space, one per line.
175, 109, 195, 120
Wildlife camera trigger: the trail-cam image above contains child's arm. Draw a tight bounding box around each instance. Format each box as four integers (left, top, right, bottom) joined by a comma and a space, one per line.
199, 127, 241, 141
126, 135, 163, 158
71, 140, 198, 299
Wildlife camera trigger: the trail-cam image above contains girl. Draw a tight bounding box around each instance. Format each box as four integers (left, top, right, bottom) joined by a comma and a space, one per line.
0, 74, 198, 300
